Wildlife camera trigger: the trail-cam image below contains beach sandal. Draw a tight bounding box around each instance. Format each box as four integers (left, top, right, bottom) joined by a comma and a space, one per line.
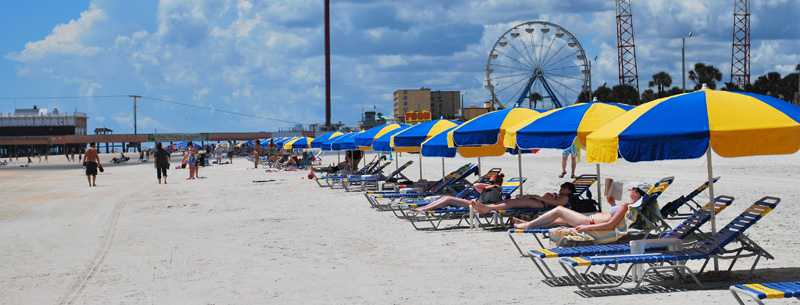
571, 174, 576, 179
559, 171, 566, 178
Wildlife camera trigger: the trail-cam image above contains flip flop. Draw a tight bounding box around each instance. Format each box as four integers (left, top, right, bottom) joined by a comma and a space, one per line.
559, 171, 566, 178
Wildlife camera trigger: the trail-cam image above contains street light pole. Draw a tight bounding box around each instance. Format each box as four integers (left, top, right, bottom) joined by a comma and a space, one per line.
682, 31, 693, 92
589, 56, 597, 101
460, 91, 467, 118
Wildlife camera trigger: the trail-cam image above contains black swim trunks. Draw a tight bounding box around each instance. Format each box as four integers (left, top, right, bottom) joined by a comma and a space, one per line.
85, 161, 98, 176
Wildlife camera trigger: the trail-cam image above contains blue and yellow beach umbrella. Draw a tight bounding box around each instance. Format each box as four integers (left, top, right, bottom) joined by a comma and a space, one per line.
391, 119, 460, 152
587, 88, 800, 235
311, 132, 344, 148
321, 133, 347, 151
372, 126, 412, 152
447, 108, 544, 157
274, 137, 296, 149
284, 137, 314, 150
504, 101, 634, 149
587, 89, 800, 163
331, 132, 362, 151
354, 123, 409, 150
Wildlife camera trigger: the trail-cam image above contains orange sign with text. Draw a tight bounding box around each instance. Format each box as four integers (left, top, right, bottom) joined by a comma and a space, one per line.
405, 110, 432, 124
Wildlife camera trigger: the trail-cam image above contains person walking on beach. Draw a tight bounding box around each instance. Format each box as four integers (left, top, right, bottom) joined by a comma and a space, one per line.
84, 143, 101, 187
154, 142, 170, 184
253, 139, 262, 169
227, 140, 235, 164
214, 144, 223, 165
559, 138, 581, 179
187, 141, 197, 180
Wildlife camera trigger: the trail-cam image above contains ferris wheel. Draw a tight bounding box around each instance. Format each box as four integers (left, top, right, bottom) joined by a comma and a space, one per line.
485, 21, 589, 110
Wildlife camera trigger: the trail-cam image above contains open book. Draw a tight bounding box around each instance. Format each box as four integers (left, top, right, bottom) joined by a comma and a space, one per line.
604, 178, 624, 199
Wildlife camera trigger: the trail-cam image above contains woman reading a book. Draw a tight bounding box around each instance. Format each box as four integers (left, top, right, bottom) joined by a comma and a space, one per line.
506, 181, 650, 231
471, 182, 577, 213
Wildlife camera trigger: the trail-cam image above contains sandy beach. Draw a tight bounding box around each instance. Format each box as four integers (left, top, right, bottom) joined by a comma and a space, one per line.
1, 150, 799, 304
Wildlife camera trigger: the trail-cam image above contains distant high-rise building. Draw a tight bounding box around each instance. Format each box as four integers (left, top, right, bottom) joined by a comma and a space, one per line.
393, 88, 460, 123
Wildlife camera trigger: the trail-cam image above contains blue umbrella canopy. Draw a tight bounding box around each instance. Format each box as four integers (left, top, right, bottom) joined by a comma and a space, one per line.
449, 108, 545, 146
505, 101, 634, 150
321, 133, 347, 151
372, 126, 412, 152
174, 141, 202, 149
284, 137, 314, 149
330, 132, 362, 151
311, 132, 344, 148
353, 123, 409, 150
391, 119, 460, 152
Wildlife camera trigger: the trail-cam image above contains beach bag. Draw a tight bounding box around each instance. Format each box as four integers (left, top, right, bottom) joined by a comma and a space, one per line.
477, 186, 503, 204
568, 196, 598, 213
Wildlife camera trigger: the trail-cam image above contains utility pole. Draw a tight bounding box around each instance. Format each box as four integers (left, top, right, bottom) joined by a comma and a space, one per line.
129, 95, 141, 134
324, 0, 331, 127
682, 31, 693, 92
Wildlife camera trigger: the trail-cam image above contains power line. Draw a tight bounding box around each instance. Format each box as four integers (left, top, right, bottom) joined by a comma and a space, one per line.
0, 95, 129, 100
0, 94, 307, 125
140, 96, 306, 125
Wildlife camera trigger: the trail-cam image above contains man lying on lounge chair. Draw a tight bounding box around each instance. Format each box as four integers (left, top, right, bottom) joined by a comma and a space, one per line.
471, 182, 577, 213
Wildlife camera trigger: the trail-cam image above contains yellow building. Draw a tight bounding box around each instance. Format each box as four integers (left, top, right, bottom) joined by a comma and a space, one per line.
393, 89, 461, 122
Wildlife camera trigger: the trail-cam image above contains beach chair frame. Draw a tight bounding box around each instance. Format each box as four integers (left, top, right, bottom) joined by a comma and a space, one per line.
730, 281, 800, 305
557, 196, 779, 292
526, 195, 733, 281
363, 164, 478, 211
387, 168, 503, 218
342, 160, 413, 192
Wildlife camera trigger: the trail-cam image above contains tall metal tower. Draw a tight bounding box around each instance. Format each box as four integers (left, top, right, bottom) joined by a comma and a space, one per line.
616, 0, 640, 95
730, 0, 750, 87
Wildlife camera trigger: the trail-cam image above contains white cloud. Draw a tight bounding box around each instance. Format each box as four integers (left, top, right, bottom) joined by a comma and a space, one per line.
6, 7, 107, 62
193, 87, 212, 101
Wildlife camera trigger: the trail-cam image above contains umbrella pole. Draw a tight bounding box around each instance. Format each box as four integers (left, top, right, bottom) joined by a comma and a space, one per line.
596, 164, 602, 212
478, 157, 482, 176
706, 147, 719, 272
441, 158, 445, 179
517, 150, 524, 195
419, 154, 423, 180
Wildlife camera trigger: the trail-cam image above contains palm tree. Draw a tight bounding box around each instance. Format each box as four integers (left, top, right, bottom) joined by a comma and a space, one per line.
529, 93, 543, 109
688, 63, 723, 90
647, 72, 672, 96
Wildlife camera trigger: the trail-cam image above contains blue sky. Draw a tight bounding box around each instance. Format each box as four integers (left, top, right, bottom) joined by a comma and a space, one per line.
1, 0, 798, 134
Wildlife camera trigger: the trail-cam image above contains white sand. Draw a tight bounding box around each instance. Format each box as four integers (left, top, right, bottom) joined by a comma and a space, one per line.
1, 150, 799, 304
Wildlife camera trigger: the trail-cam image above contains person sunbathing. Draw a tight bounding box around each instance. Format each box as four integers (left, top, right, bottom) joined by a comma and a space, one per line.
411, 173, 504, 212
471, 182, 576, 214
311, 159, 349, 173
280, 152, 311, 166
509, 181, 651, 231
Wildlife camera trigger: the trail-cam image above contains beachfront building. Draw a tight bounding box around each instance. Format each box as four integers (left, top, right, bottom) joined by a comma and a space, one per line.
0, 106, 89, 157
393, 89, 461, 123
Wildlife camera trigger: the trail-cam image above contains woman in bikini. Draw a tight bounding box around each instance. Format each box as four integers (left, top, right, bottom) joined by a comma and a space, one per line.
411, 174, 504, 212
507, 181, 650, 231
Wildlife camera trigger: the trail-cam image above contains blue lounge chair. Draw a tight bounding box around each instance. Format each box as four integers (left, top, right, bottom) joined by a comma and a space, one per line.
342, 160, 414, 192
312, 156, 379, 187
328, 161, 392, 189
399, 177, 526, 230
363, 163, 479, 211
660, 176, 721, 219
559, 196, 779, 292
730, 281, 800, 305
388, 168, 504, 215
526, 195, 734, 280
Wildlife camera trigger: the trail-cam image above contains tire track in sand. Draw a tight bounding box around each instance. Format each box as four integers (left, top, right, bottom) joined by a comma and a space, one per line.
58, 199, 129, 305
